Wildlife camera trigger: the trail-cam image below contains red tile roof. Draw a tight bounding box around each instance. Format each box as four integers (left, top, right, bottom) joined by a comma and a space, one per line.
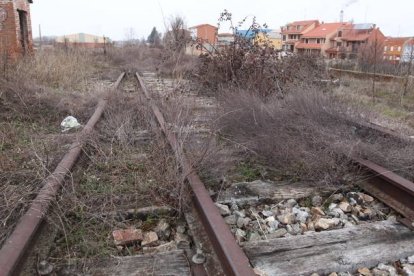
325, 47, 343, 53
302, 23, 349, 38
340, 25, 380, 41
341, 32, 370, 41
281, 20, 319, 35
287, 20, 319, 26
189, 24, 218, 30
384, 37, 410, 47
296, 43, 322, 49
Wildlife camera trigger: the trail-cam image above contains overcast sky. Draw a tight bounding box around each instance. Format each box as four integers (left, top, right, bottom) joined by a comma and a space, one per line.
31, 0, 413, 41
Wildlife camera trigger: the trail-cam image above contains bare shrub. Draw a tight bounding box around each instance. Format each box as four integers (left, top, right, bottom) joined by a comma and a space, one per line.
160, 16, 198, 78
216, 88, 414, 184
107, 43, 163, 71
195, 10, 326, 97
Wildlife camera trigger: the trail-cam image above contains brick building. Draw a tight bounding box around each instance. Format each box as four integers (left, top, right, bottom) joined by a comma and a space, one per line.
296, 22, 350, 57
322, 23, 385, 59
0, 0, 33, 58
281, 20, 319, 52
189, 24, 217, 45
187, 23, 217, 55
383, 37, 410, 63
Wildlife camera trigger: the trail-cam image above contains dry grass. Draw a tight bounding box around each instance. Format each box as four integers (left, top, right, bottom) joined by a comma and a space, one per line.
333, 76, 414, 130
3, 49, 103, 92
47, 78, 189, 264
0, 49, 109, 247
213, 87, 414, 186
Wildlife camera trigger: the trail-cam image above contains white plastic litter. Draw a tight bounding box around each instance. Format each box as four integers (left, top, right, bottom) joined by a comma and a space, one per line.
61, 116, 81, 132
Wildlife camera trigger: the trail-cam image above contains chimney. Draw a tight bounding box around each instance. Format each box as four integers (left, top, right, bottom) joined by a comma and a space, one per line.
340, 10, 344, 23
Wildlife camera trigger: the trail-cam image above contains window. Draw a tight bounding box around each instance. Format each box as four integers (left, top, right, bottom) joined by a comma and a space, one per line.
337, 42, 342, 47
283, 35, 286, 41
338, 31, 342, 37
305, 39, 309, 44
317, 39, 321, 44
398, 46, 401, 51
396, 57, 400, 60
384, 46, 387, 51
390, 46, 394, 51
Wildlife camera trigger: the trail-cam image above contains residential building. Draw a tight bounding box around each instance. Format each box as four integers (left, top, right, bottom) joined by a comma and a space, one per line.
255, 30, 282, 50
296, 22, 350, 57
188, 23, 217, 54
55, 33, 111, 49
189, 23, 217, 45
216, 33, 234, 50
235, 29, 261, 40
336, 23, 385, 59
401, 38, 414, 63
382, 37, 408, 63
0, 0, 33, 59
281, 20, 319, 52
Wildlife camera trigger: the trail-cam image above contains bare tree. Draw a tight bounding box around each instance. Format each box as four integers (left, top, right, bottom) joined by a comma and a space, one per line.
124, 27, 138, 46
162, 16, 191, 76
358, 31, 384, 102
163, 16, 190, 54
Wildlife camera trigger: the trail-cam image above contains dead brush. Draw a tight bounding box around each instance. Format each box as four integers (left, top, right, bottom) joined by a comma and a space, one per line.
0, 52, 108, 248
195, 10, 326, 98
46, 89, 190, 261
107, 44, 163, 72
7, 48, 98, 92
216, 87, 414, 185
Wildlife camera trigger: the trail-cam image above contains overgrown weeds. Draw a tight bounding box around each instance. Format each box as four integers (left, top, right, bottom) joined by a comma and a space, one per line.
0, 49, 109, 247
48, 84, 189, 262
215, 88, 414, 184
3, 49, 101, 91
195, 10, 326, 97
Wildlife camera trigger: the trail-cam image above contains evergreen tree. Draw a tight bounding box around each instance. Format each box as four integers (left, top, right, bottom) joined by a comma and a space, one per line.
147, 27, 161, 46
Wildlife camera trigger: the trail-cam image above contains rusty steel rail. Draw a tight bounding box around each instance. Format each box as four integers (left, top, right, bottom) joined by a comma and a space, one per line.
0, 73, 125, 276
135, 73, 255, 276
355, 158, 414, 230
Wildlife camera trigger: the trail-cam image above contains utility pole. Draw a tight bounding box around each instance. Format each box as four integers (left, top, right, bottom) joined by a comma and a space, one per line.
39, 24, 42, 50
371, 30, 378, 103
103, 35, 107, 55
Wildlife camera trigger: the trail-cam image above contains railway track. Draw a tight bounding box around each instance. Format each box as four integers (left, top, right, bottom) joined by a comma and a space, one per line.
139, 72, 414, 275
1, 71, 414, 276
